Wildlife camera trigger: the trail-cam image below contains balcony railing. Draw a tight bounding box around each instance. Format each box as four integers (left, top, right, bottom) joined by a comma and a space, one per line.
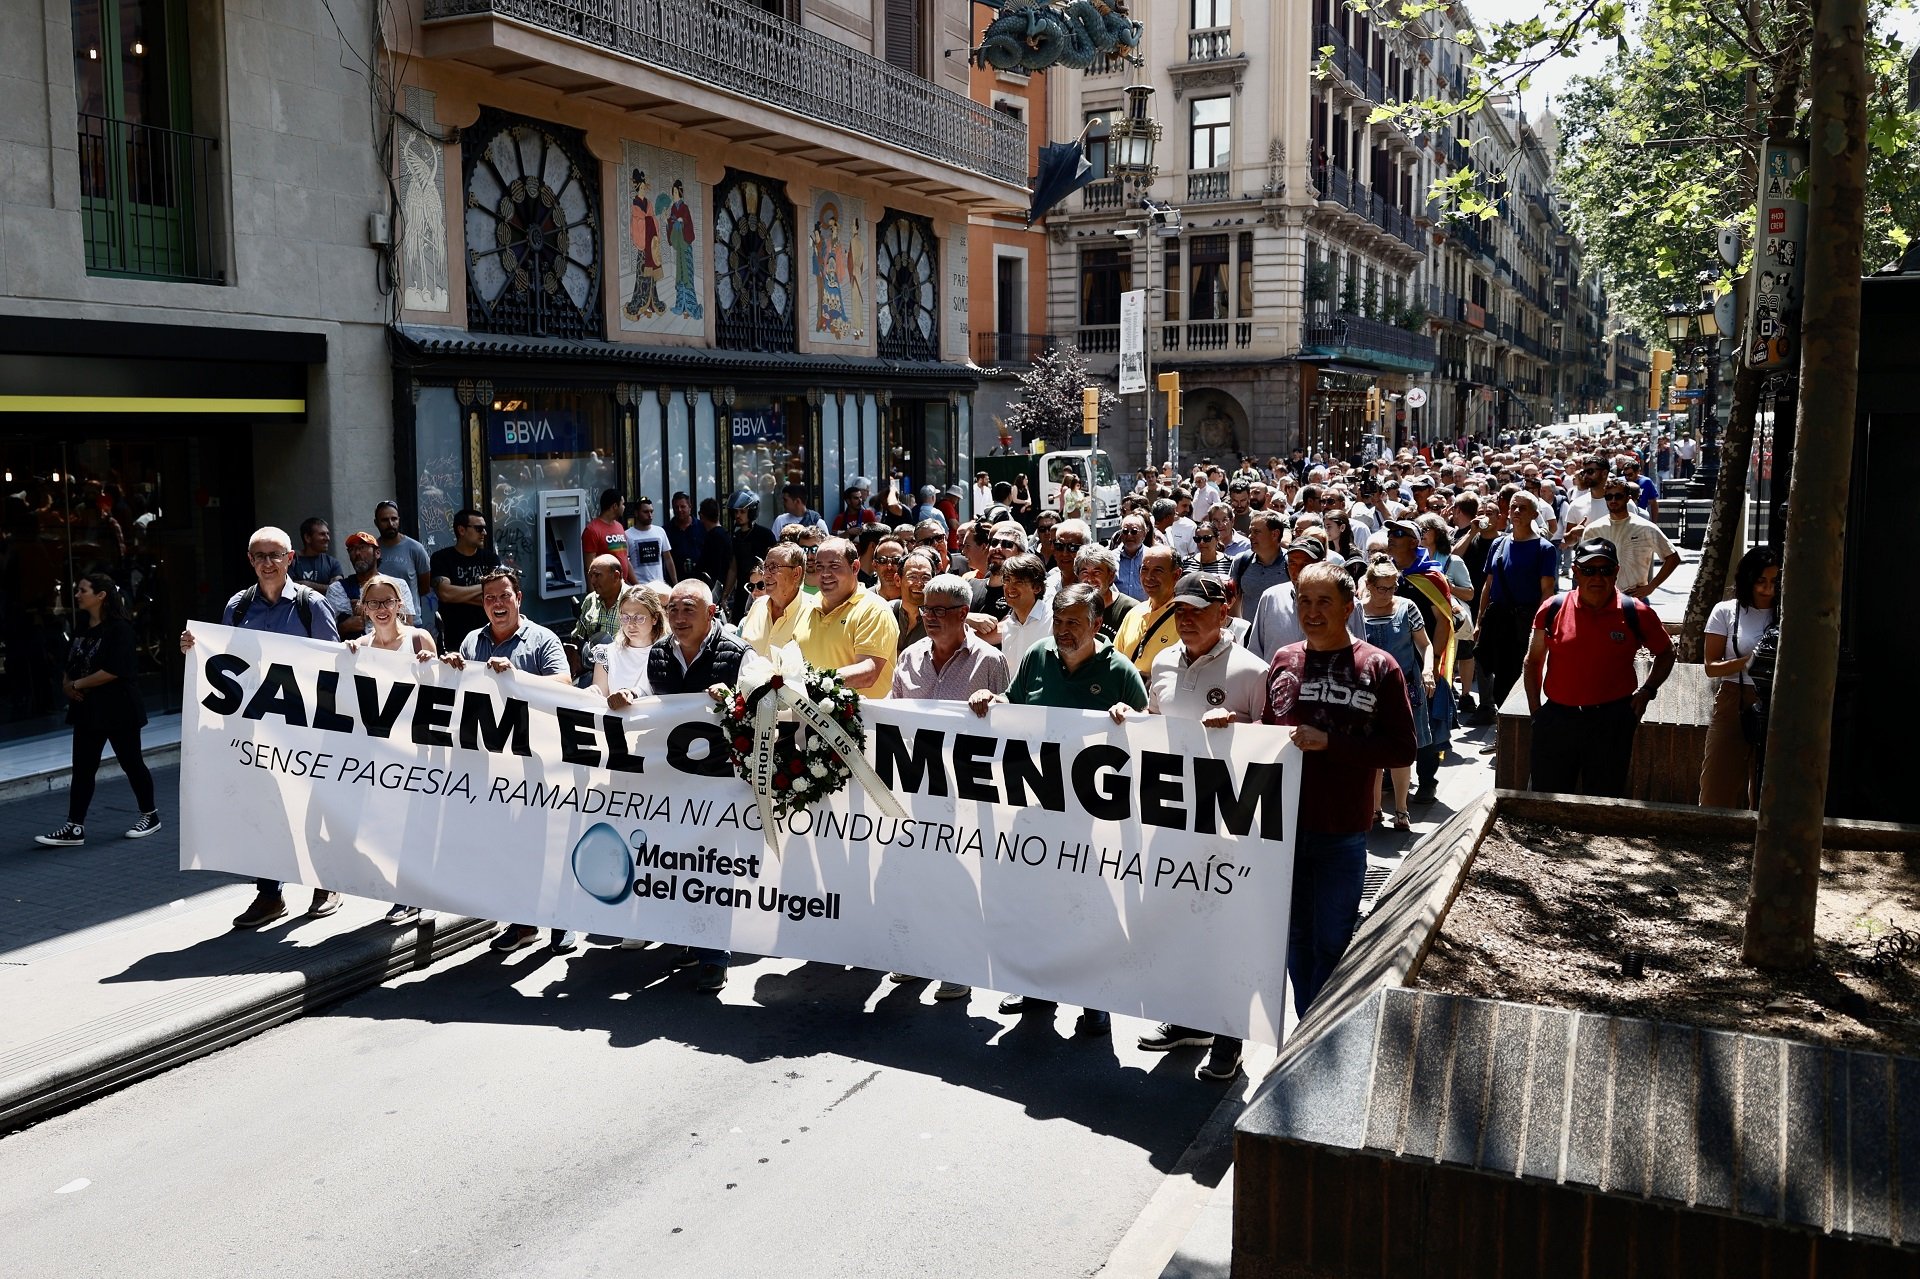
1188, 27, 1232, 60
1162, 320, 1252, 352
1302, 310, 1435, 372
1088, 52, 1129, 75
973, 332, 1056, 366
1187, 169, 1232, 202
78, 113, 222, 284
1076, 324, 1120, 354
1082, 178, 1124, 211
423, 0, 1026, 187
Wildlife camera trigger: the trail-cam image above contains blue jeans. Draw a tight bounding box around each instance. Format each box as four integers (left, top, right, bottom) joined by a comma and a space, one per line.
1287, 831, 1369, 1018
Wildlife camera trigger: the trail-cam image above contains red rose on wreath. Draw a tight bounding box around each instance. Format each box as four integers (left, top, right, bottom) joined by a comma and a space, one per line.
789, 759, 804, 775
733, 736, 752, 752
773, 773, 789, 790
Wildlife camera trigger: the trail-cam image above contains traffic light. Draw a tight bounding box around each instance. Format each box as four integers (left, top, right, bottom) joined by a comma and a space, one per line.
1081, 385, 1100, 436
1158, 371, 1181, 428
1366, 387, 1381, 420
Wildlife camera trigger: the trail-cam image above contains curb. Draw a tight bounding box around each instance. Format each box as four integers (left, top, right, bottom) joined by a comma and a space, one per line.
0, 912, 493, 1134
0, 743, 182, 806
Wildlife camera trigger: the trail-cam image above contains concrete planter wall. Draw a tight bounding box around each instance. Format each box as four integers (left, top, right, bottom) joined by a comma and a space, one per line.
1233, 793, 1920, 1277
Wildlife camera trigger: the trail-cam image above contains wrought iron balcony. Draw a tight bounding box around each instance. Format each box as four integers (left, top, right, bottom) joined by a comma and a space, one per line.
78, 113, 222, 284
422, 0, 1025, 187
974, 332, 1056, 366
1301, 310, 1435, 373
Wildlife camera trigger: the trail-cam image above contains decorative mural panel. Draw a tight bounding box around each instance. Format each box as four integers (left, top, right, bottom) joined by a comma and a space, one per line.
875, 210, 939, 362
617, 141, 705, 337
399, 86, 449, 313
713, 170, 797, 353
462, 109, 601, 340
806, 190, 867, 345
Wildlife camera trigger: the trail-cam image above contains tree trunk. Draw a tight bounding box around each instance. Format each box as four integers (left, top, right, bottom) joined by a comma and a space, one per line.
1742, 0, 1868, 970
1677, 361, 1765, 661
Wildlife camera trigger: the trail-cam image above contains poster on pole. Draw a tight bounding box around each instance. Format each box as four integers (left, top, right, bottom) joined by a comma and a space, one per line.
1745, 141, 1808, 370
178, 628, 1303, 1045
1118, 288, 1147, 394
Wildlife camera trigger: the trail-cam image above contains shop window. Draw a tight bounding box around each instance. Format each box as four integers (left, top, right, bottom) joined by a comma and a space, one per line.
728, 395, 810, 526
461, 110, 602, 340
481, 389, 617, 616
414, 386, 464, 550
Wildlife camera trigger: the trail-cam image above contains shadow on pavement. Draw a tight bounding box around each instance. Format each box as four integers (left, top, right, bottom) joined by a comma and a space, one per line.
328, 938, 1224, 1171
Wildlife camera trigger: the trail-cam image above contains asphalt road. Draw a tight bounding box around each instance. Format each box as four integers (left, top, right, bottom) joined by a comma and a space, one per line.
0, 937, 1239, 1278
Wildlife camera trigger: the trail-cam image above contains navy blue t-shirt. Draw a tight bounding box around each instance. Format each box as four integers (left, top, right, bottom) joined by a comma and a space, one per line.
1484, 535, 1560, 613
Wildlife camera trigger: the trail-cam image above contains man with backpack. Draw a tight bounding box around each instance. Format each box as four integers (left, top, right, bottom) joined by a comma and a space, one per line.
179, 526, 340, 929
1523, 537, 1674, 798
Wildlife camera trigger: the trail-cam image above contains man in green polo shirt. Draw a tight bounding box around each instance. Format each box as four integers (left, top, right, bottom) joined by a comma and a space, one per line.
968, 581, 1145, 1037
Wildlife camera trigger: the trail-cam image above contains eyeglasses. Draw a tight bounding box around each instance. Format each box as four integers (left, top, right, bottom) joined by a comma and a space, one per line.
1575, 563, 1618, 577
619, 612, 653, 624
248, 551, 289, 564
1194, 534, 1215, 544
802, 547, 819, 558
1054, 539, 1084, 552
747, 581, 768, 592
1604, 493, 1631, 502
919, 604, 964, 618
917, 536, 943, 546
990, 539, 1024, 551
363, 597, 401, 611
461, 523, 488, 533
874, 555, 906, 568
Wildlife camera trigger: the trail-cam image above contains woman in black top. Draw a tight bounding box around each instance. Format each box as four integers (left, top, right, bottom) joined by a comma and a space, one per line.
35, 573, 160, 846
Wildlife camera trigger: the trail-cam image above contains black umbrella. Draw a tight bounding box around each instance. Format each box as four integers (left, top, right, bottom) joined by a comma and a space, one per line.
1027, 139, 1095, 226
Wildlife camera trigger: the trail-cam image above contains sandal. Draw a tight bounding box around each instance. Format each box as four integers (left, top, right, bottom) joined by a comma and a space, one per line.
1392, 811, 1412, 831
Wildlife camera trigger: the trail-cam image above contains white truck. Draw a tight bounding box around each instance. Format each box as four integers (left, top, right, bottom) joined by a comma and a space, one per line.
977, 447, 1123, 540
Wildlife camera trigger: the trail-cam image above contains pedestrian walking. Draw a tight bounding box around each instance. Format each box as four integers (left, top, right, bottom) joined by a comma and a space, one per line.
1264, 562, 1418, 1017
35, 573, 161, 848
1698, 547, 1780, 809
181, 526, 341, 928
1358, 555, 1433, 830
1523, 538, 1675, 798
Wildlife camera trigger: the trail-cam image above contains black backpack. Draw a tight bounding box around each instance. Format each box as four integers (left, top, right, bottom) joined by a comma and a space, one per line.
231, 583, 320, 636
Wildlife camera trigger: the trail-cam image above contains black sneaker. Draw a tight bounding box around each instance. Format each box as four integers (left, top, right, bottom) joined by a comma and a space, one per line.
124, 812, 162, 839
1137, 1022, 1214, 1052
695, 962, 729, 992
490, 924, 540, 951
1456, 693, 1478, 714
35, 823, 85, 847
1197, 1042, 1243, 1081
1410, 784, 1438, 806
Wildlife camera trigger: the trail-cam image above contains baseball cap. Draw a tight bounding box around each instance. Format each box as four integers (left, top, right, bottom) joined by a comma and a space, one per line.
1410, 475, 1435, 489
1171, 572, 1229, 608
1287, 536, 1328, 561
1384, 520, 1419, 540
1574, 537, 1620, 567
344, 531, 378, 550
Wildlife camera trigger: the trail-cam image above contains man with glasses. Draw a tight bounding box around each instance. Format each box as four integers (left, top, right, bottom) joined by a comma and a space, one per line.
740, 543, 816, 658
1524, 538, 1674, 797
1113, 514, 1150, 601
1045, 518, 1091, 593
869, 535, 908, 603
795, 537, 899, 698
181, 526, 340, 931
1581, 477, 1679, 599
1074, 544, 1138, 640
431, 508, 500, 651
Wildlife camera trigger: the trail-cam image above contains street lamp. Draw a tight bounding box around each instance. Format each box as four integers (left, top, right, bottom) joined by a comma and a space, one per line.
1109, 84, 1161, 186
1664, 276, 1726, 496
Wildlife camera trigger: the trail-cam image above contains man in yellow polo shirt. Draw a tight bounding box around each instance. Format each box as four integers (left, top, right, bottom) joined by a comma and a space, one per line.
796, 537, 899, 697
1112, 545, 1181, 676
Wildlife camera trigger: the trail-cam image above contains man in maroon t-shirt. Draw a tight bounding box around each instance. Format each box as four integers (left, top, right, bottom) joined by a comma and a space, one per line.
1523, 537, 1675, 797
1265, 561, 1418, 1017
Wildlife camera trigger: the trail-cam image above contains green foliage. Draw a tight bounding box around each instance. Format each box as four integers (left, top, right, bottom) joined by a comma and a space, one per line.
1304, 258, 1335, 305
1362, 274, 1381, 319
1339, 269, 1360, 315
1399, 301, 1429, 332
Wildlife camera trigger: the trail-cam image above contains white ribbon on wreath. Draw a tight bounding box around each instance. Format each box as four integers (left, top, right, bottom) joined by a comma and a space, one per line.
736, 644, 907, 856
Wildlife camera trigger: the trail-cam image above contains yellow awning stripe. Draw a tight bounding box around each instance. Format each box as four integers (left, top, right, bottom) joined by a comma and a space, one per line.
0, 396, 306, 414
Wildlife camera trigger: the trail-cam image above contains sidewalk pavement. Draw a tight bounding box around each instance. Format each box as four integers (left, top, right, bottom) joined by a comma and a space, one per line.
0, 765, 492, 1132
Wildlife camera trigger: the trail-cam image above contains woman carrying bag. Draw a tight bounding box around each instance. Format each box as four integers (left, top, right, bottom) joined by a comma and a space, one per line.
1698, 547, 1780, 809
36, 573, 161, 847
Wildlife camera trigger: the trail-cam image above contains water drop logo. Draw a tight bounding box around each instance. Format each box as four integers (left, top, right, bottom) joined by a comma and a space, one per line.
572, 822, 636, 904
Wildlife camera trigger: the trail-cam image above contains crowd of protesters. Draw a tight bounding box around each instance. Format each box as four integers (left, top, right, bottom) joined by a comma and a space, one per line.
46, 415, 1798, 1082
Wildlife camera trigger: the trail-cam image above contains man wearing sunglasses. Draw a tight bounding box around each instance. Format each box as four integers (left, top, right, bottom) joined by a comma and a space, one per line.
1581, 477, 1679, 600
1523, 538, 1674, 798
430, 508, 500, 651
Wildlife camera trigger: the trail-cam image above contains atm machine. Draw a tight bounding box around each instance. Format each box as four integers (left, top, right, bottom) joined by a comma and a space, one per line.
537, 488, 589, 600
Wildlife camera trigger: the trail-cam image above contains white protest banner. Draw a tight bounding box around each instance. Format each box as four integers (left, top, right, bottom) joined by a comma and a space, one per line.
180, 627, 1300, 1044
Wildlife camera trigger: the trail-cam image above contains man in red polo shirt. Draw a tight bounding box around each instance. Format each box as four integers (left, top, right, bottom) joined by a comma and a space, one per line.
1523, 537, 1675, 797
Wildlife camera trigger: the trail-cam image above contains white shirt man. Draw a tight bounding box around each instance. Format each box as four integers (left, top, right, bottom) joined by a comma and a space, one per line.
1192, 470, 1224, 523
1583, 484, 1680, 596
971, 475, 995, 519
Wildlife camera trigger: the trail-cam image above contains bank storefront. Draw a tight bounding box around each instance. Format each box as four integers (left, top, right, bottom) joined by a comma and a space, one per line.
391, 327, 973, 628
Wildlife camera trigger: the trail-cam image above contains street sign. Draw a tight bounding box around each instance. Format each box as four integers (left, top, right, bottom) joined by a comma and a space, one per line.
1404, 387, 1428, 409
1745, 141, 1808, 370
1675, 389, 1704, 400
